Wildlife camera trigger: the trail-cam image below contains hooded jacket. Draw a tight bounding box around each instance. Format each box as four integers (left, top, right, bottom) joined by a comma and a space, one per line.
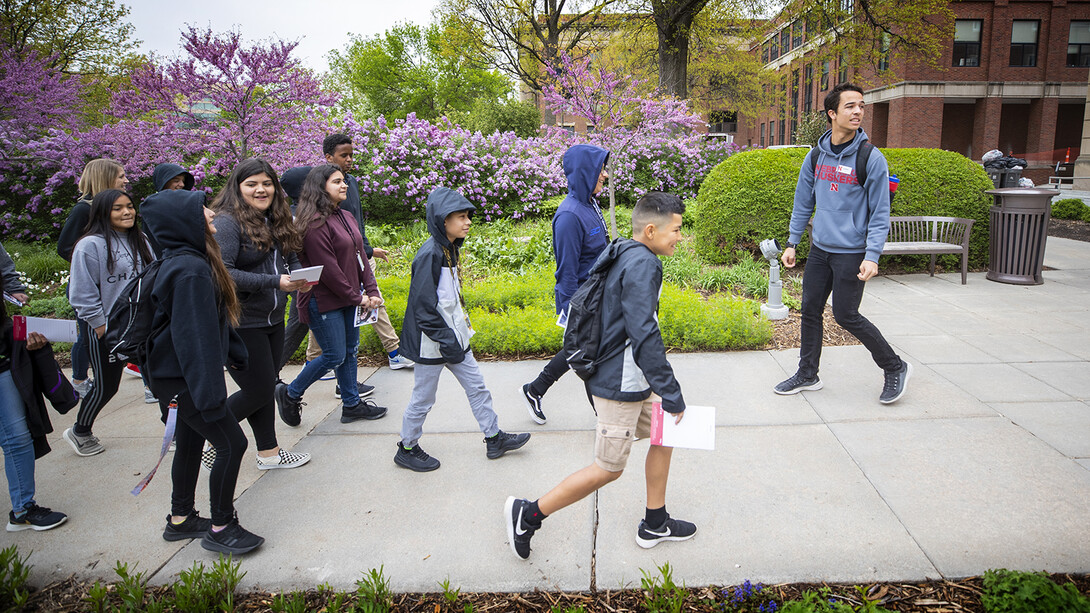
212, 212, 301, 329
584, 239, 685, 413
152, 163, 195, 192
789, 128, 891, 262
57, 199, 91, 262
398, 188, 476, 365
140, 190, 247, 422
281, 166, 312, 210
69, 229, 154, 329
338, 173, 375, 259
553, 144, 610, 314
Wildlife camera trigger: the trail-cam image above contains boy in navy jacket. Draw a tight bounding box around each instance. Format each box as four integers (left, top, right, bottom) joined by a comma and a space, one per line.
394, 187, 530, 472
505, 192, 695, 559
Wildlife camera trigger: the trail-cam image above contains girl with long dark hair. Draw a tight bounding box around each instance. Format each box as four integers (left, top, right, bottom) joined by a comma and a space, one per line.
64, 189, 154, 456
141, 188, 263, 555
275, 164, 386, 426
210, 158, 310, 470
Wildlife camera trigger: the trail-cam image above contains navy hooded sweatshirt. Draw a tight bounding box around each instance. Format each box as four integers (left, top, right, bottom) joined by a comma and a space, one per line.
152, 163, 194, 192
398, 188, 476, 365
553, 144, 610, 314
140, 190, 248, 423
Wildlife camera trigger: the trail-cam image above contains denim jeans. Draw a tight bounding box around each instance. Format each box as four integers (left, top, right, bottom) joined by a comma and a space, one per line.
288, 301, 359, 405
798, 245, 901, 379
0, 370, 36, 513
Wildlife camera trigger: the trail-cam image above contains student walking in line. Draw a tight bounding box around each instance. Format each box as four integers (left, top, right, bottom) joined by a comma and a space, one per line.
275, 165, 388, 426
275, 166, 321, 377
65, 189, 155, 457
520, 144, 610, 424
1, 276, 77, 532
394, 187, 530, 472
506, 192, 695, 559
141, 189, 263, 555
57, 158, 128, 398
211, 158, 311, 470
774, 83, 911, 404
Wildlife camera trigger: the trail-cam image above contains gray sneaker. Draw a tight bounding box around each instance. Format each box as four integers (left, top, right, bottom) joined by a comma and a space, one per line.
773, 372, 823, 395
144, 387, 158, 404
880, 360, 912, 404
72, 378, 93, 397
63, 427, 104, 456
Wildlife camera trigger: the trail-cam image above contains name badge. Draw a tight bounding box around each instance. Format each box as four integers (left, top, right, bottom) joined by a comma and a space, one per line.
837, 164, 853, 175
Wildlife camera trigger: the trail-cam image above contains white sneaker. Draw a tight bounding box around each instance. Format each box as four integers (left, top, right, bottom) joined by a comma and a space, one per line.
123, 363, 142, 378
72, 378, 93, 396
144, 387, 158, 404
256, 449, 311, 470
388, 354, 415, 370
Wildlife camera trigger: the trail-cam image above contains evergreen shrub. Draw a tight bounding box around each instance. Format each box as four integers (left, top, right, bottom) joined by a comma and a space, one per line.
1052, 198, 1090, 221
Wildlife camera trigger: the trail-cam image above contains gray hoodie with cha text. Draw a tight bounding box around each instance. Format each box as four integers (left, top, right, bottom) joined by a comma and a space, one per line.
69, 230, 154, 329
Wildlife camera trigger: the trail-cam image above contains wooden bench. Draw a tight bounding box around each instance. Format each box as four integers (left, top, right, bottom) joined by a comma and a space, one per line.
883, 216, 975, 285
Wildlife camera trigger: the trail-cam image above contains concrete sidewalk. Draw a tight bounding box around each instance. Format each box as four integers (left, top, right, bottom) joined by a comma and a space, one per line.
6, 239, 1090, 594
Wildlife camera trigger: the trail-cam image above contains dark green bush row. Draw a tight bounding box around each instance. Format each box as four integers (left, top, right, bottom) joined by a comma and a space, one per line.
1053, 198, 1090, 221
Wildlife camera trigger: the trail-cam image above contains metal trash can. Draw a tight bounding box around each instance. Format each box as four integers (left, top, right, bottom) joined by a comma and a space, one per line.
985, 187, 1059, 285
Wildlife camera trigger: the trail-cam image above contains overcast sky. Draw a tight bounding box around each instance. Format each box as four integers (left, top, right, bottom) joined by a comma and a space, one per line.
126, 0, 441, 74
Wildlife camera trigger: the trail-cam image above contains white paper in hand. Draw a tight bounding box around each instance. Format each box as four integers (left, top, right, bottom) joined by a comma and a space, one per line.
288, 265, 323, 285
650, 403, 715, 450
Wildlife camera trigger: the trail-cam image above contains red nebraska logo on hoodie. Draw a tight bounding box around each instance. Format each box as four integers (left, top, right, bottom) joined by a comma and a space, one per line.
830, 183, 838, 192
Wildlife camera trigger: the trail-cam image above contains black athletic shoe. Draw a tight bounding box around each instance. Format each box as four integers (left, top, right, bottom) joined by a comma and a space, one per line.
773, 372, 823, 395
275, 382, 304, 427
521, 384, 546, 424
6, 505, 67, 532
334, 383, 375, 399
635, 516, 697, 549
340, 400, 388, 423
162, 511, 212, 541
485, 430, 531, 459
504, 496, 537, 560
200, 514, 264, 555
879, 360, 913, 404
394, 441, 440, 472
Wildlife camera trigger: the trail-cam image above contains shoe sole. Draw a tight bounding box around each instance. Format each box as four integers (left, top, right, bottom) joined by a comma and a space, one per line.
503, 496, 528, 560
880, 362, 913, 404
200, 534, 265, 555
340, 408, 388, 423
394, 454, 440, 472
144, 398, 158, 404
487, 435, 531, 460
522, 387, 546, 425
275, 385, 302, 427
162, 529, 206, 541
773, 380, 823, 395
636, 529, 697, 549
389, 362, 412, 370
7, 516, 67, 532
334, 387, 376, 399
62, 429, 104, 457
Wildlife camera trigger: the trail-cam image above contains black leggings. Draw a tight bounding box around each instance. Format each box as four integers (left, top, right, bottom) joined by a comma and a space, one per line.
73, 331, 126, 435
226, 324, 284, 452
528, 349, 571, 398
153, 377, 248, 526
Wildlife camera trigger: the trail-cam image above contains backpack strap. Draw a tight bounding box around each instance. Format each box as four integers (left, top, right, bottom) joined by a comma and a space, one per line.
856, 139, 873, 187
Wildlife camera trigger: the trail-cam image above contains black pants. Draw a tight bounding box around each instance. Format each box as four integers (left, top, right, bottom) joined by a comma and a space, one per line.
528, 349, 571, 397
153, 377, 248, 526
278, 292, 309, 373
226, 324, 283, 452
73, 331, 126, 435
798, 245, 901, 379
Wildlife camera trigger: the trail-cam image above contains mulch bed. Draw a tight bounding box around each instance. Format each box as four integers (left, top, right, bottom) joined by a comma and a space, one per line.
21, 573, 1090, 612
1049, 217, 1090, 242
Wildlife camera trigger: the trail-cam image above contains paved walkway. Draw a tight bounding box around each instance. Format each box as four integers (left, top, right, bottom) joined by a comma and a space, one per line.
6, 239, 1090, 594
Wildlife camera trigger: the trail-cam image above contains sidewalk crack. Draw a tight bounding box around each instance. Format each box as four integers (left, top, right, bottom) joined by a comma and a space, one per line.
590, 490, 598, 592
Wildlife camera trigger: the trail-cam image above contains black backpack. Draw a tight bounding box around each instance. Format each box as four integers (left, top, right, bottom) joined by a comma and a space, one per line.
807, 139, 897, 202
103, 256, 171, 366
563, 238, 633, 381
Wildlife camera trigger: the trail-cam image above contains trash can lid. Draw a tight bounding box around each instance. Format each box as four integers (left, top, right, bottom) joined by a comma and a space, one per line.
985, 188, 1060, 196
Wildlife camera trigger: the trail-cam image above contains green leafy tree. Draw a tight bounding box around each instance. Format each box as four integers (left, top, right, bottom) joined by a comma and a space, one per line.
327, 20, 513, 121
452, 97, 542, 137
0, 0, 139, 75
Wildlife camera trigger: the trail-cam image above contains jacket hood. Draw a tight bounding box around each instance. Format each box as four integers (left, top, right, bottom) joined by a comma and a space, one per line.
140, 189, 208, 256
426, 187, 476, 252
152, 163, 195, 192
563, 144, 610, 205
281, 166, 312, 204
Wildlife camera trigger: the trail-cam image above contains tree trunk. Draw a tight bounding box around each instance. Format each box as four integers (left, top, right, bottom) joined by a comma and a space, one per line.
652, 0, 707, 99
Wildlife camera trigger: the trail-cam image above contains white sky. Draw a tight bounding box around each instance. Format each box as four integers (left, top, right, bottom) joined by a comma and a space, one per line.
126, 0, 441, 74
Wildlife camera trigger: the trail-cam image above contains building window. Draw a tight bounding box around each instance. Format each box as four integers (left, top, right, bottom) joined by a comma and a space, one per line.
762, 43, 769, 63
779, 120, 786, 145
840, 0, 852, 12
781, 30, 790, 55
1010, 20, 1038, 67
838, 52, 848, 84
820, 60, 829, 90
878, 33, 891, 71
792, 20, 804, 49
770, 36, 779, 61
953, 20, 982, 67
760, 123, 766, 147
1068, 21, 1090, 67
769, 121, 775, 146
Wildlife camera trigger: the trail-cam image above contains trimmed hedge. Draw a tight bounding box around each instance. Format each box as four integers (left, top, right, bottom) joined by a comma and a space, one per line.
694, 147, 995, 269
1053, 197, 1090, 221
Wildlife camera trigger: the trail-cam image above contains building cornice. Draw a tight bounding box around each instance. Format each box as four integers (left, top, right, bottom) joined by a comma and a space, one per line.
866, 81, 1088, 103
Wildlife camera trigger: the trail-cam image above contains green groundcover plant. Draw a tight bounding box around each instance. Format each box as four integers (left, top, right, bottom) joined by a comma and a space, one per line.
1052, 198, 1090, 222
982, 569, 1090, 613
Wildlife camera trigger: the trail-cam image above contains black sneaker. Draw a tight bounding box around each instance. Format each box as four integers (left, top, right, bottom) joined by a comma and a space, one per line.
275, 382, 304, 427
334, 383, 375, 399
773, 372, 823, 395
162, 510, 212, 541
7, 505, 67, 532
521, 384, 546, 425
340, 400, 388, 423
485, 430, 531, 459
394, 441, 440, 472
635, 516, 697, 549
200, 514, 264, 555
879, 360, 912, 404
504, 496, 538, 560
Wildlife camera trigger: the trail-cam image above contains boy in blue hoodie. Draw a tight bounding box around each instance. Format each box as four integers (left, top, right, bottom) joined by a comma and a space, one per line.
505, 192, 696, 560
775, 83, 910, 404
394, 187, 530, 472
520, 144, 610, 424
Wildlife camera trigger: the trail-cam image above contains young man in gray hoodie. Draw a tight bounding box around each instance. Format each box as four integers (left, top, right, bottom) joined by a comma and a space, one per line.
775, 83, 910, 404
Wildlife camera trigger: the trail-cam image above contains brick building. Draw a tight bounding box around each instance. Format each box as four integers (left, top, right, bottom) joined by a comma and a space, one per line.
735, 0, 1090, 181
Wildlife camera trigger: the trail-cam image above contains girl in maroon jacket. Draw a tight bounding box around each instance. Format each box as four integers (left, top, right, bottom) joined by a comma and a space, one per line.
275, 165, 386, 426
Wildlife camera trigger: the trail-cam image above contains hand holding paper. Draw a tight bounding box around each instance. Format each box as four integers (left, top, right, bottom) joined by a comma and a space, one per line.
288, 265, 323, 286
650, 403, 715, 450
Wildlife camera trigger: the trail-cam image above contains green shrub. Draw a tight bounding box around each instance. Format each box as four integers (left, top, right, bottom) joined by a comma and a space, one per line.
1052, 198, 1090, 221
694, 148, 994, 269
659, 286, 773, 350
982, 569, 1090, 613
0, 545, 30, 612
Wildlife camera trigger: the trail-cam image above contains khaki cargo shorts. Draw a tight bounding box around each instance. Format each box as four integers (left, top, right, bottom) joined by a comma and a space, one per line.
592, 394, 658, 472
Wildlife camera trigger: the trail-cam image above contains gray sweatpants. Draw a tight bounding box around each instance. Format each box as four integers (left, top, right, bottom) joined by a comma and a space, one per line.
399, 351, 499, 448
